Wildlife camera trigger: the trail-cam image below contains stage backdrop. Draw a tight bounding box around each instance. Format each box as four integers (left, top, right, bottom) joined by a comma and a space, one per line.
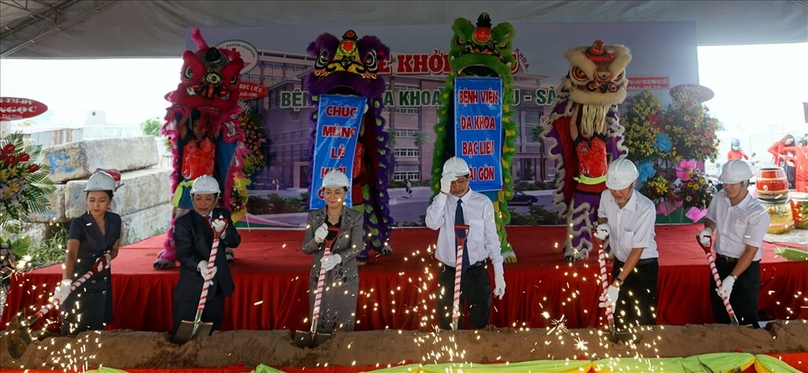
191, 21, 699, 227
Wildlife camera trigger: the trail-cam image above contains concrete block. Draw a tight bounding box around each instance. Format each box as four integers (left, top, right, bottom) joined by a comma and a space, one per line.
120, 203, 172, 246
16, 221, 65, 246
40, 136, 159, 183
63, 167, 172, 220
25, 183, 68, 223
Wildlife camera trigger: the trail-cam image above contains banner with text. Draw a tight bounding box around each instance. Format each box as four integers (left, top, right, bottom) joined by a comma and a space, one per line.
454, 77, 503, 192
309, 95, 364, 210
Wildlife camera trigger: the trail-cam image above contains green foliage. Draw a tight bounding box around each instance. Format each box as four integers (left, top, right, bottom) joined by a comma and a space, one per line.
140, 118, 162, 136
388, 180, 405, 188
1, 132, 55, 233
508, 205, 564, 226
623, 91, 664, 163
513, 180, 553, 191
0, 225, 69, 285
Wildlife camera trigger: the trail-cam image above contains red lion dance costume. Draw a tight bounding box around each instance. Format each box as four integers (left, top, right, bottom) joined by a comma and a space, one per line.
155, 28, 248, 269
542, 40, 631, 262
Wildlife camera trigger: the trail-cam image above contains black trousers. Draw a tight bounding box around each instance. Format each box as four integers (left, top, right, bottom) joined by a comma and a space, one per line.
710, 258, 760, 326
612, 258, 658, 330
173, 290, 226, 334
436, 263, 491, 330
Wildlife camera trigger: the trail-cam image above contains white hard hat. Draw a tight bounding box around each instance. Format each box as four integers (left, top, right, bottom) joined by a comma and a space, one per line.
442, 156, 470, 177
605, 158, 639, 190
321, 170, 350, 189
84, 171, 116, 192
190, 175, 220, 194
719, 160, 754, 184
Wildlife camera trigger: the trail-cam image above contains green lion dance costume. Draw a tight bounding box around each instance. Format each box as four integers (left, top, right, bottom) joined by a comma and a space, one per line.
431, 13, 518, 263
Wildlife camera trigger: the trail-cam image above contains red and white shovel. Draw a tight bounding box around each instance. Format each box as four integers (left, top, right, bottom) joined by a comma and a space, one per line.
451, 223, 470, 331
293, 225, 341, 348
592, 232, 632, 342
697, 233, 740, 325
6, 254, 112, 358
173, 216, 226, 343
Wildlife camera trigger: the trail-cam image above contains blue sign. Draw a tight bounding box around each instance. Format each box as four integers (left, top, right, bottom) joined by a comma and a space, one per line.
454, 77, 503, 192
309, 94, 365, 209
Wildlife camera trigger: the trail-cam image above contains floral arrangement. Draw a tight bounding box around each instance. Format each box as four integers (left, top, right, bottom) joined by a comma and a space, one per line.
622, 86, 720, 221
0, 133, 54, 231
237, 103, 266, 177
652, 87, 720, 163
623, 91, 664, 163
229, 172, 250, 222
676, 169, 716, 210
639, 172, 675, 206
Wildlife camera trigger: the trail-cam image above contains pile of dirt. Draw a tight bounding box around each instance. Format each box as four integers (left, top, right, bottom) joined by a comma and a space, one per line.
2, 321, 807, 369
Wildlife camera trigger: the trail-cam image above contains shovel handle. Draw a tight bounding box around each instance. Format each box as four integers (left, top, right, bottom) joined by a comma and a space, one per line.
33, 255, 111, 320
451, 224, 469, 330
699, 230, 739, 325
596, 243, 615, 325
704, 251, 739, 325
311, 226, 341, 327
195, 235, 221, 316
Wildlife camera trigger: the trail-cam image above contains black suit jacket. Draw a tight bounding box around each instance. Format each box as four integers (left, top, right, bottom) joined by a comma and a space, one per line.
173, 208, 241, 302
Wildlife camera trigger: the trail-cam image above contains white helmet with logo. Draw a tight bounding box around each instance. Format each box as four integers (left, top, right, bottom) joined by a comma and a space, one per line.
84, 171, 116, 192
190, 175, 220, 194
442, 156, 470, 177
321, 169, 350, 189
719, 159, 754, 184
605, 158, 639, 190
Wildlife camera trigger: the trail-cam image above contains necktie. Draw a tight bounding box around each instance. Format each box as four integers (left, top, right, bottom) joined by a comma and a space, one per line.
205, 215, 211, 230
455, 199, 471, 272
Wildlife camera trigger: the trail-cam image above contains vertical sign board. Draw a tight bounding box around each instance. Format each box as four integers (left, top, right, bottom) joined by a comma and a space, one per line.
309, 94, 365, 210
454, 77, 503, 192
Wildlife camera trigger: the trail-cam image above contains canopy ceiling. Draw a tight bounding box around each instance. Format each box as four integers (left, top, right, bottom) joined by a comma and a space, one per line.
1, 1, 806, 58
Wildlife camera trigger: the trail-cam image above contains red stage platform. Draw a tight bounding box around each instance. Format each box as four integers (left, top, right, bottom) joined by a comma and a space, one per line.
2, 225, 806, 333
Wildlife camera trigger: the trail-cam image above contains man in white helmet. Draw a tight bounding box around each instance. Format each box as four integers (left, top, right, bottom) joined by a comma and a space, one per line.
594, 158, 659, 330
426, 156, 506, 330
172, 175, 241, 334
697, 159, 769, 326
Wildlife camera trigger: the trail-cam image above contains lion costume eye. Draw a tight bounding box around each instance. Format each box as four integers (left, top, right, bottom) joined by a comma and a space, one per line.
614, 71, 625, 81
364, 50, 379, 73
570, 66, 588, 82
315, 49, 330, 69
183, 65, 194, 81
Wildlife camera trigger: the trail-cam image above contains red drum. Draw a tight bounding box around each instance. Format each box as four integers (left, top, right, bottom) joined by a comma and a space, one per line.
791, 192, 808, 229
756, 167, 788, 200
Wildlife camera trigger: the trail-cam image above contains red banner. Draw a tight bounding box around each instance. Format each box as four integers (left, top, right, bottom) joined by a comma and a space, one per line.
627, 76, 670, 90
0, 97, 48, 120
238, 82, 268, 100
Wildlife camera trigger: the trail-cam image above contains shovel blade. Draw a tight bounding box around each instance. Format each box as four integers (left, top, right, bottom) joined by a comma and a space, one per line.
292, 330, 314, 348
313, 332, 332, 347
5, 314, 34, 359
172, 320, 213, 344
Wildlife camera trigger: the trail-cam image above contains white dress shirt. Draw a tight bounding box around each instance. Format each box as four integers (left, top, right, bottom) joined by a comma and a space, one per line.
705, 190, 770, 261
425, 189, 504, 276
597, 189, 659, 262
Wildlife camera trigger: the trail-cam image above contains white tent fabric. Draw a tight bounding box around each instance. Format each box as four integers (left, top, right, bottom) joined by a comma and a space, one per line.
1, 1, 806, 58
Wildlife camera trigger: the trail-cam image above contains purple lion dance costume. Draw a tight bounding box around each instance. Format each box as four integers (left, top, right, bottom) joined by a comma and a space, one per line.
542, 40, 631, 262
155, 28, 248, 269
304, 30, 393, 261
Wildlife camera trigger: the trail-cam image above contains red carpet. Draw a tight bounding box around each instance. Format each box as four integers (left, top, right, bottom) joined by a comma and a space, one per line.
2, 225, 806, 333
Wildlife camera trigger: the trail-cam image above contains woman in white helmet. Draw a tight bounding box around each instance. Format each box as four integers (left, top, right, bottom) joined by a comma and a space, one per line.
594, 158, 659, 330
697, 159, 769, 326
302, 169, 364, 333
51, 170, 122, 335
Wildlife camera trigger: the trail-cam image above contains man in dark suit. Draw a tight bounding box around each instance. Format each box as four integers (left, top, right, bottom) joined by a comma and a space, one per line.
172, 175, 241, 334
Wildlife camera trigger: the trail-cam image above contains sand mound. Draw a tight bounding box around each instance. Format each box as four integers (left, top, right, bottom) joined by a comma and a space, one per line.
2, 321, 807, 369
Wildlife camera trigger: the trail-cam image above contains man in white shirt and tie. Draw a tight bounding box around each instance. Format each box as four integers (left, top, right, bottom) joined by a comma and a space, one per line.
426, 156, 506, 330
